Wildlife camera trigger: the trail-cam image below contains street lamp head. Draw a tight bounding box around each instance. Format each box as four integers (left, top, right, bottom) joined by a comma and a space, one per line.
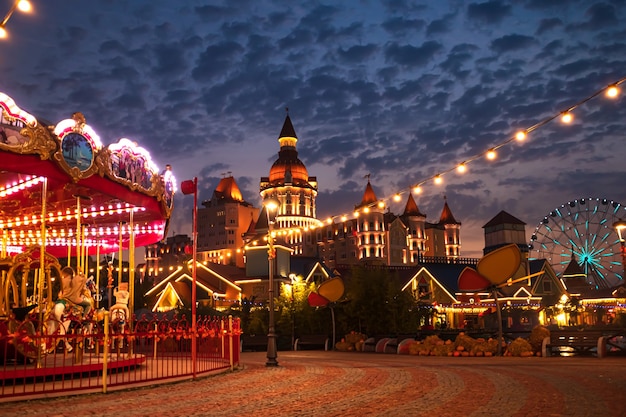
614, 219, 626, 242
264, 198, 279, 212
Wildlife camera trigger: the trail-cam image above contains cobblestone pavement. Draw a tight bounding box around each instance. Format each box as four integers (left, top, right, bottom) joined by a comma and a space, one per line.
2, 351, 626, 416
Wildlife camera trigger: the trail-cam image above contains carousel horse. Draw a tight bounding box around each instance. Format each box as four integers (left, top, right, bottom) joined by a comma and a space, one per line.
43, 275, 96, 353
110, 281, 130, 348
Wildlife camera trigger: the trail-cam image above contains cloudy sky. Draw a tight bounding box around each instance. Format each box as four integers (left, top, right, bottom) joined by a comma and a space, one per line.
2, 0, 625, 262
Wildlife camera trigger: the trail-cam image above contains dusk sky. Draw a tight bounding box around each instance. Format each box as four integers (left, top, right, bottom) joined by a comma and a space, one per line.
1, 0, 625, 261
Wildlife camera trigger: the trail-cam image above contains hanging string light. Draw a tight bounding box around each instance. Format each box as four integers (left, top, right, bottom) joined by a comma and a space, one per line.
245, 77, 625, 238
0, 0, 32, 39
561, 111, 574, 124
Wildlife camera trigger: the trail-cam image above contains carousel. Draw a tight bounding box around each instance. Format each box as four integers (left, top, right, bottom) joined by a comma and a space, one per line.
0, 91, 176, 367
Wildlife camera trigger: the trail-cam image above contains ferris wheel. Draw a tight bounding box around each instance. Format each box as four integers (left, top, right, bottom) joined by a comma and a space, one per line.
528, 198, 626, 289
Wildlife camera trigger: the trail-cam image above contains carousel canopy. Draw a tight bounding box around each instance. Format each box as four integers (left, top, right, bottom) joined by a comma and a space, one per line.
0, 92, 176, 258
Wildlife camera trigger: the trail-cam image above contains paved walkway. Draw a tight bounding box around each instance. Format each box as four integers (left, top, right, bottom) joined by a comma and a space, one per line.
2, 351, 626, 416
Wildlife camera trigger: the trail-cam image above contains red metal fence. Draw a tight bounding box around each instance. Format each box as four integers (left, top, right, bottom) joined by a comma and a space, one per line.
0, 313, 241, 400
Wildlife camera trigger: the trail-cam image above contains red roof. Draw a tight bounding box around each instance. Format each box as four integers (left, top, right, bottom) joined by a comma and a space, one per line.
403, 193, 425, 217
439, 200, 460, 225
357, 181, 378, 207
214, 176, 243, 202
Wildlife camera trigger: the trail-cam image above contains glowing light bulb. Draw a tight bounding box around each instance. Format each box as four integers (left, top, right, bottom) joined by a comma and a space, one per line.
606, 85, 619, 98
486, 149, 496, 160
434, 175, 443, 185
515, 131, 526, 141
0, 26, 7, 39
363, 207, 370, 213
561, 112, 573, 124
378, 201, 385, 208
17, 0, 32, 12
393, 194, 401, 202
457, 163, 467, 173
341, 215, 347, 222
412, 186, 421, 194
326, 218, 332, 224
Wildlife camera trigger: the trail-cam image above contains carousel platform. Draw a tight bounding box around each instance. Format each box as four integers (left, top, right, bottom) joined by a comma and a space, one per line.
0, 352, 146, 382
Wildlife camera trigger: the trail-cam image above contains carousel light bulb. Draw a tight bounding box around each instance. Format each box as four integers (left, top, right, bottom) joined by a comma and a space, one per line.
515, 130, 527, 141
606, 85, 619, 98
363, 207, 370, 213
486, 149, 497, 160
434, 175, 443, 185
0, 26, 7, 39
456, 163, 467, 173
326, 217, 332, 224
561, 112, 573, 124
393, 194, 401, 202
341, 215, 347, 222
378, 201, 385, 208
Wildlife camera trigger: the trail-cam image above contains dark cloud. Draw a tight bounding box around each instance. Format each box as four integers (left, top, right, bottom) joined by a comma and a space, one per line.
278, 28, 315, 49
194, 5, 234, 22
2, 0, 625, 260
490, 34, 536, 53
381, 17, 426, 36
152, 43, 187, 76
536, 18, 563, 35
426, 17, 451, 36
384, 41, 443, 67
577, 3, 619, 30
525, 0, 575, 10
336, 44, 378, 63
467, 1, 512, 24
191, 41, 245, 81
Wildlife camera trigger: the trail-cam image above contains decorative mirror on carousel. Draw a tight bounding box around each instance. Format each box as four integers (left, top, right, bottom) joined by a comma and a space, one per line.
53, 112, 102, 181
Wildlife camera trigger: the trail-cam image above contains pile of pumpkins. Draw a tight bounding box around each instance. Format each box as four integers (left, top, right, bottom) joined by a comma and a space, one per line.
403, 326, 550, 357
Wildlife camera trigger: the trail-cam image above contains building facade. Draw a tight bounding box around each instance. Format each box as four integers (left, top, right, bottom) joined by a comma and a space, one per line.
197, 175, 258, 267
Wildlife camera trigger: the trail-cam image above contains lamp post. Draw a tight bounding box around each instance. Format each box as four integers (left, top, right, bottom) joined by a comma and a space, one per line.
265, 199, 279, 367
614, 219, 626, 278
181, 177, 198, 378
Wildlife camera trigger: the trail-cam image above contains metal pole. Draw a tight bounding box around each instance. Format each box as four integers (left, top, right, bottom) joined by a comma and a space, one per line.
494, 288, 503, 356
102, 310, 109, 393
38, 178, 47, 331
266, 218, 278, 366
96, 241, 100, 309
76, 196, 81, 272
191, 177, 198, 379
129, 209, 135, 351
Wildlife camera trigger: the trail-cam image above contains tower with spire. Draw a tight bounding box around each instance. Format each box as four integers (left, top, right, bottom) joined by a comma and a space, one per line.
399, 193, 427, 263
259, 112, 322, 254
438, 196, 461, 259
354, 178, 386, 262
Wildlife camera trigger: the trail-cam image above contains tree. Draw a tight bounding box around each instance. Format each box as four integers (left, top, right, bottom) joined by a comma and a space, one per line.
342, 267, 418, 337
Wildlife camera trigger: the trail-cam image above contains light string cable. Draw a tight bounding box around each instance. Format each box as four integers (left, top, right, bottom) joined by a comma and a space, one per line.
260, 77, 625, 234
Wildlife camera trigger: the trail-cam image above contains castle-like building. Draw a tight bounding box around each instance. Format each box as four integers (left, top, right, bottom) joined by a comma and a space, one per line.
145, 113, 463, 277
259, 114, 323, 255
199, 113, 463, 268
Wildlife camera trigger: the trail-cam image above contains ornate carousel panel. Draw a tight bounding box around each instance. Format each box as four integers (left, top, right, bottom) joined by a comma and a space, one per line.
0, 92, 176, 258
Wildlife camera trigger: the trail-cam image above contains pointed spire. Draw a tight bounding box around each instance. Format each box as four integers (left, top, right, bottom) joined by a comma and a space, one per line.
357, 179, 378, 208
403, 193, 425, 217
279, 114, 297, 141
439, 196, 460, 225
255, 206, 270, 231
